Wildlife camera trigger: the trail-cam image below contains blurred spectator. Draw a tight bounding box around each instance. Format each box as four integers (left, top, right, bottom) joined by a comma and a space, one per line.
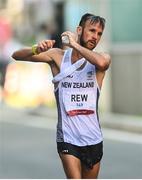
0, 17, 23, 101
0, 17, 12, 90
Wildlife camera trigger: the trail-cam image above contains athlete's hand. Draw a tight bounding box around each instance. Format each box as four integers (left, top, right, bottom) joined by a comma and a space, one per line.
61, 31, 78, 47
36, 40, 55, 54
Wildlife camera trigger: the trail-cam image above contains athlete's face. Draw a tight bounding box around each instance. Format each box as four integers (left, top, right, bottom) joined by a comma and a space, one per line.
78, 20, 104, 50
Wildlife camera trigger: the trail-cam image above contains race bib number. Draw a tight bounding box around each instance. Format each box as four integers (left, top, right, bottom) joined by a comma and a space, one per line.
63, 90, 96, 116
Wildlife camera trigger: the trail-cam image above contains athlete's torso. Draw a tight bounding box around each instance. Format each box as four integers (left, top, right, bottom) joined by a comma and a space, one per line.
53, 48, 103, 146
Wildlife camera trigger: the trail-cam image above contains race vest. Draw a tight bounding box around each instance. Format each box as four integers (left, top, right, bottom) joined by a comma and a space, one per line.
53, 48, 103, 146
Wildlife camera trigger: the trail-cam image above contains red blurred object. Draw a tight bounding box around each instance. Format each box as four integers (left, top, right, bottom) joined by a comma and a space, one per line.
0, 17, 12, 45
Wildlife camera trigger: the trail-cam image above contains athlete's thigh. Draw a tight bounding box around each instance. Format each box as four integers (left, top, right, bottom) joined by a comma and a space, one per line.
81, 161, 101, 179
59, 153, 82, 179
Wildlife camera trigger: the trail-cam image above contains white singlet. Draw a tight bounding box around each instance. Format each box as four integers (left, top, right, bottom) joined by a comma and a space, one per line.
53, 48, 103, 146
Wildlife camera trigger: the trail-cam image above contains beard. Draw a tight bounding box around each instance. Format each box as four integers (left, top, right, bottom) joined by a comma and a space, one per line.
80, 32, 85, 47
79, 30, 96, 50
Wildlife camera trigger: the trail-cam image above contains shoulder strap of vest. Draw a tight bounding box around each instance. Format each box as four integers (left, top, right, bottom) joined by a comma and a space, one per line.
52, 58, 85, 83
60, 48, 71, 70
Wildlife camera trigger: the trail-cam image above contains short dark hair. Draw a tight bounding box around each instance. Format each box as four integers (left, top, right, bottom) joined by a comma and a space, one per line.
79, 13, 106, 30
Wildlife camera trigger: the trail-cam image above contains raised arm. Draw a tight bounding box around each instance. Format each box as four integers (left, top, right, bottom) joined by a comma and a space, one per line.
12, 40, 56, 63
73, 44, 110, 71
62, 31, 111, 71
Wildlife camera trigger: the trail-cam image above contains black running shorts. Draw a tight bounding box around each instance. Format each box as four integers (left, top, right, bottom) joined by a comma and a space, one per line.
57, 141, 103, 169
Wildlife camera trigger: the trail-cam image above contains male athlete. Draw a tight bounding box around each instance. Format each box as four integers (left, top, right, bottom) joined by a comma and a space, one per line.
12, 13, 111, 179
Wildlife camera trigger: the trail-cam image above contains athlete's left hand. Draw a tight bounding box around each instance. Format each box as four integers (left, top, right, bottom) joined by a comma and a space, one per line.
61, 31, 78, 47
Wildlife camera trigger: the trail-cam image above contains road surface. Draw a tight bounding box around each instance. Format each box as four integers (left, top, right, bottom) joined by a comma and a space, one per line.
0, 105, 142, 178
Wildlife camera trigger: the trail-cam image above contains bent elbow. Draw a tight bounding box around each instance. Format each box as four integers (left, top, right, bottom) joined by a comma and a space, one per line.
11, 54, 15, 60
98, 59, 111, 71
101, 54, 111, 70
11, 52, 19, 61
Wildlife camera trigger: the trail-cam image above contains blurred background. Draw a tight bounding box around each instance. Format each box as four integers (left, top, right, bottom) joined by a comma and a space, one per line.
0, 0, 142, 179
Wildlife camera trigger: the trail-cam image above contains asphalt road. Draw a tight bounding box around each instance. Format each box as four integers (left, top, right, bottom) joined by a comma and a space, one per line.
0, 105, 142, 179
